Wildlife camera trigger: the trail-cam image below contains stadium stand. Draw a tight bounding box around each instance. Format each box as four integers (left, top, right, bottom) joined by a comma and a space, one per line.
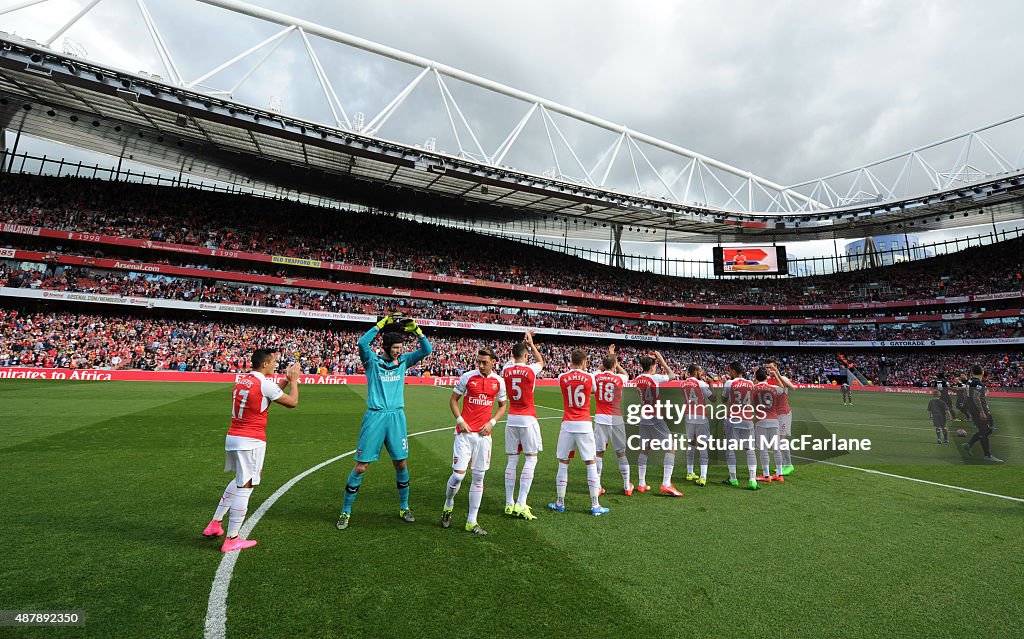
1, 263, 1019, 342
1, 174, 1021, 389
1, 174, 1022, 306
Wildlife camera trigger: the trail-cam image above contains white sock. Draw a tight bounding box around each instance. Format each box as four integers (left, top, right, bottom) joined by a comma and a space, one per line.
596, 455, 604, 478
467, 470, 485, 524
727, 449, 737, 480
617, 454, 631, 488
556, 463, 568, 505
686, 447, 694, 475
517, 455, 537, 507
226, 486, 253, 537
504, 454, 519, 506
444, 472, 463, 510
214, 480, 238, 520
699, 448, 708, 479
638, 453, 648, 485
586, 463, 601, 508
746, 448, 758, 481
662, 452, 675, 487
760, 447, 771, 477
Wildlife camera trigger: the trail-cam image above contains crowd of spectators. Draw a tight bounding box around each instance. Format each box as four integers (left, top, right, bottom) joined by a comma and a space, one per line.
1, 174, 1022, 306
3, 264, 1020, 342
2, 308, 1021, 387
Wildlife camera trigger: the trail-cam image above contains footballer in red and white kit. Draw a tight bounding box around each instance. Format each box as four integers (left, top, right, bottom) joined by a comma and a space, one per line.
203, 349, 300, 552
632, 351, 682, 496
766, 360, 796, 476
548, 349, 608, 516
593, 345, 634, 494
679, 364, 714, 486
500, 331, 545, 521
753, 368, 785, 482
442, 347, 508, 536
722, 361, 759, 490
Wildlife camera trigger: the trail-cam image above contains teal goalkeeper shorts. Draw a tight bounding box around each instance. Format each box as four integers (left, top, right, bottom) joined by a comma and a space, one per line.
355, 409, 409, 463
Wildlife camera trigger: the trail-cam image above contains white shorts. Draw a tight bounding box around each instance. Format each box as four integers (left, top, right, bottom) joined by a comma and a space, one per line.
505, 416, 543, 455
639, 418, 672, 442
224, 444, 266, 487
452, 431, 492, 473
755, 420, 780, 449
594, 415, 627, 452
727, 420, 755, 449
685, 419, 711, 441
778, 412, 792, 436
557, 428, 597, 461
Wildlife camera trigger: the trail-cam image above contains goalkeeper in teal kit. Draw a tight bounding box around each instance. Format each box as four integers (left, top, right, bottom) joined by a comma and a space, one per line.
336, 314, 432, 530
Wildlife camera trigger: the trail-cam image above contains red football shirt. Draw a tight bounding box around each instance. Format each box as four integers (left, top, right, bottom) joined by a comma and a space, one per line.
754, 381, 784, 421
594, 371, 628, 416
560, 369, 595, 422
767, 376, 791, 415
227, 372, 284, 442
454, 370, 507, 432
501, 362, 542, 417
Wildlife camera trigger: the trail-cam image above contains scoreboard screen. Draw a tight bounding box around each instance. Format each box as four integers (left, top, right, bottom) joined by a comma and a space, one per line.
713, 245, 788, 276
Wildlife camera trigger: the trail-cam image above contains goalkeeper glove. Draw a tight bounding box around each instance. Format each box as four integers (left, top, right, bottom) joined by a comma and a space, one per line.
404, 320, 423, 337
375, 314, 395, 331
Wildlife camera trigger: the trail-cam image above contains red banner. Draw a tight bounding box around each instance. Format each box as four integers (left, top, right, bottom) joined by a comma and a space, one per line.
1, 367, 1022, 398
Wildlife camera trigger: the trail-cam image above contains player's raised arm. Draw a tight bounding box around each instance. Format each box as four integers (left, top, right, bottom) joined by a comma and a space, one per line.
273, 362, 301, 408
358, 314, 395, 362
525, 330, 544, 370
769, 363, 796, 390
401, 318, 432, 365
608, 344, 626, 375
655, 351, 676, 381
701, 369, 717, 403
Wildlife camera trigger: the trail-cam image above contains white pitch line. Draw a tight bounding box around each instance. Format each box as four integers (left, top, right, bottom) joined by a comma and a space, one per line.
792, 456, 1024, 504
796, 418, 1024, 440
204, 425, 452, 639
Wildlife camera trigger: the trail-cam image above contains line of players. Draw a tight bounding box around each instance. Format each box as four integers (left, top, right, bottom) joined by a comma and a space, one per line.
440, 331, 799, 535
203, 318, 800, 549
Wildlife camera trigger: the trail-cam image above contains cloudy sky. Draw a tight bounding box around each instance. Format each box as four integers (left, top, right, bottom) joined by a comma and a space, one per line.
2, 0, 1022, 257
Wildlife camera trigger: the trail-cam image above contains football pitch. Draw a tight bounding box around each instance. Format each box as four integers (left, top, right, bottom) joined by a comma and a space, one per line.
1, 381, 1022, 638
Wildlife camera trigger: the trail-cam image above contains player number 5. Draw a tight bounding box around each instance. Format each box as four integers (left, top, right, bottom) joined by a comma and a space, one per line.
510, 377, 522, 401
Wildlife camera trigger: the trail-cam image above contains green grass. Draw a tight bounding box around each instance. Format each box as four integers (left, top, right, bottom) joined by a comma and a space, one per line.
1, 382, 1021, 638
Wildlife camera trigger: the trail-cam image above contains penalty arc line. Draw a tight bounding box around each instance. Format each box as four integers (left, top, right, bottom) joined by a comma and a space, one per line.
204, 425, 453, 639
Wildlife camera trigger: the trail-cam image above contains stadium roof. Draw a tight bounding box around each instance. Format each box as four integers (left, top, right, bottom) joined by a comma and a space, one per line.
1, 33, 1023, 244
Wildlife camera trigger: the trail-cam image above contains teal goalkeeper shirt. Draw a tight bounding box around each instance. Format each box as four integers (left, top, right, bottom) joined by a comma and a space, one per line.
357, 326, 432, 410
